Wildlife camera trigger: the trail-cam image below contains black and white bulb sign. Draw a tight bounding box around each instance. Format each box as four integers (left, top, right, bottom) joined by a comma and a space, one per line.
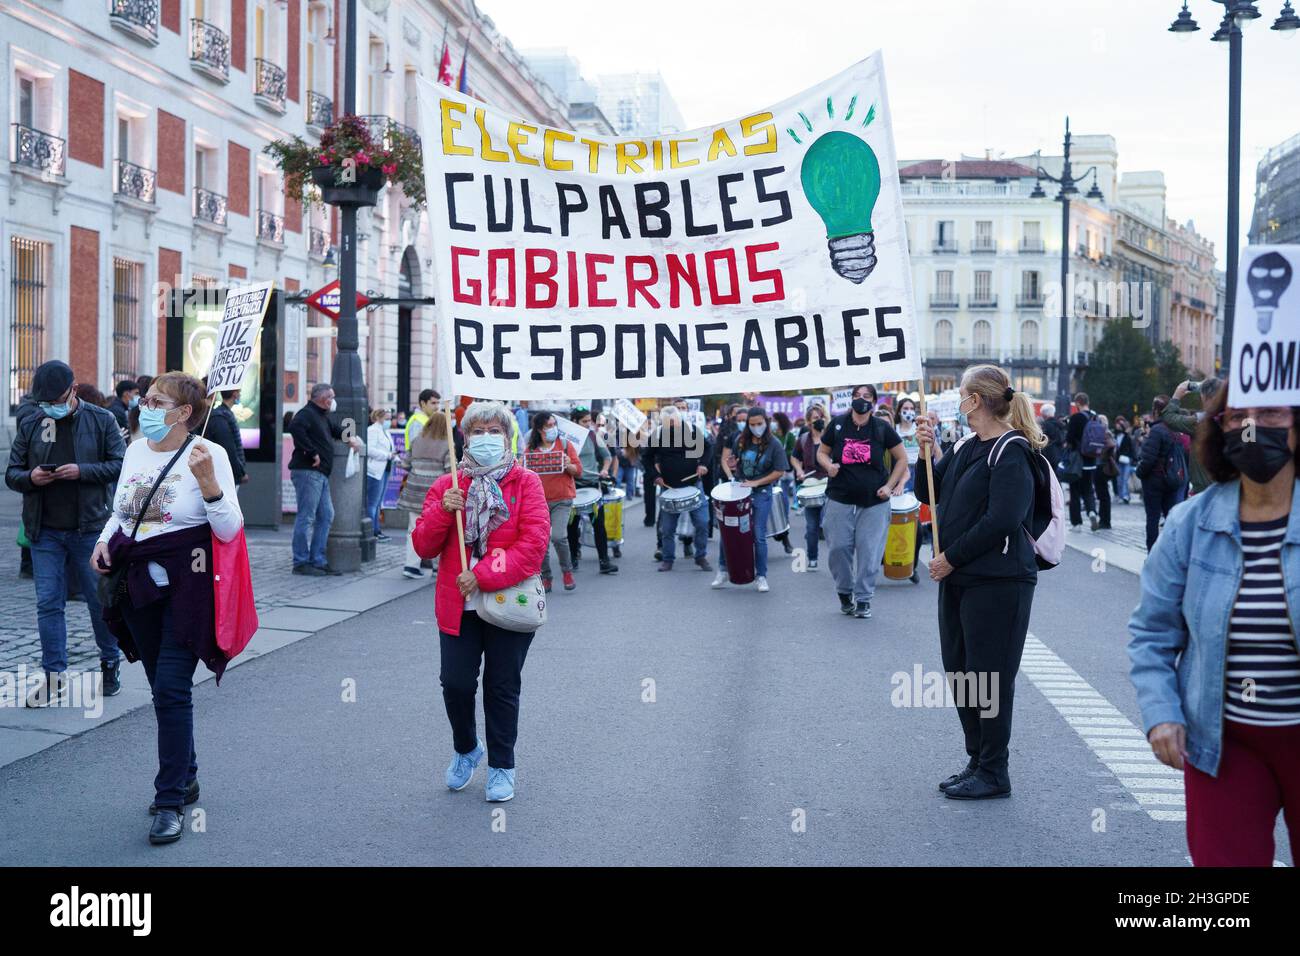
1231, 245, 1300, 406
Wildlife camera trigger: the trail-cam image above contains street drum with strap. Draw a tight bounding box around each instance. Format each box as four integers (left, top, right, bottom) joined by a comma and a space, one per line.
766, 482, 790, 538
710, 481, 756, 585
601, 486, 625, 547
883, 492, 921, 581
796, 477, 828, 509
660, 485, 703, 514
571, 486, 602, 515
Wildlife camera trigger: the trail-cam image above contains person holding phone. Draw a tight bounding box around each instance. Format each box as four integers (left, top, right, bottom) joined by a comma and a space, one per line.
5, 360, 125, 706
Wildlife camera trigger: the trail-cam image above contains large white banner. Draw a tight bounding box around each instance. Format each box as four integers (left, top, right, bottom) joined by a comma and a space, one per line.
1230, 245, 1299, 406
418, 53, 918, 400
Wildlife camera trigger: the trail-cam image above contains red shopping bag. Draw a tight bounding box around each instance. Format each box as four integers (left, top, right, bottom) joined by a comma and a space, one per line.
213, 529, 258, 660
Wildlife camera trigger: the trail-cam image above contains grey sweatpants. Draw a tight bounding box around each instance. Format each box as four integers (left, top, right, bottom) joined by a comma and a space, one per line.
540, 498, 574, 579
823, 498, 891, 603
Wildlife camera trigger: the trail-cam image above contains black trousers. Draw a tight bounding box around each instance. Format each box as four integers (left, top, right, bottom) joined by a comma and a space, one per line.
643, 469, 657, 526
568, 501, 610, 561
936, 578, 1034, 784
1068, 466, 1110, 527
440, 611, 534, 769
1142, 480, 1185, 551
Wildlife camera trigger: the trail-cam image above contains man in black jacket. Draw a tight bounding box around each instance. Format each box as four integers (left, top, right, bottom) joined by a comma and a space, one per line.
5, 360, 125, 704
651, 405, 714, 573
1135, 396, 1186, 551
203, 389, 248, 486
1064, 391, 1106, 530
288, 382, 363, 575
106, 379, 139, 430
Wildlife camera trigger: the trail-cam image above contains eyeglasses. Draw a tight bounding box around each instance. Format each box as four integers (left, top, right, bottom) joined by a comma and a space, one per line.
140, 396, 178, 411
1216, 408, 1294, 429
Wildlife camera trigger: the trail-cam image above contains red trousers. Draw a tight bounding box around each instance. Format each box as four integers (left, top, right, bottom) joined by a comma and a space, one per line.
1185, 719, 1300, 866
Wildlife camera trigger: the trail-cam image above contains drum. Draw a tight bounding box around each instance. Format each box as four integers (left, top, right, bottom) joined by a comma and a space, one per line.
795, 477, 828, 509
766, 483, 790, 539
710, 481, 755, 585
572, 486, 602, 516
601, 487, 625, 546
660, 485, 702, 514
883, 492, 921, 581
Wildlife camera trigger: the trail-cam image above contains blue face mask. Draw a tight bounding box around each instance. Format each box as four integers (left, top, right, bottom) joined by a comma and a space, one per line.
543, 427, 558, 443
128, 395, 140, 409
139, 407, 176, 443
749, 422, 767, 437
956, 397, 974, 431
469, 433, 505, 466
39, 402, 71, 420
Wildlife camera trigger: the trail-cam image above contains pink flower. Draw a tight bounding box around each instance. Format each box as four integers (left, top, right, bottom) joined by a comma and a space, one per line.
355, 150, 371, 166
382, 163, 397, 176
319, 153, 329, 164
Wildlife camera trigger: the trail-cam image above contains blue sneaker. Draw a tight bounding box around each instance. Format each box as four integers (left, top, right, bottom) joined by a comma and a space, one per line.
445, 739, 485, 791
486, 767, 516, 802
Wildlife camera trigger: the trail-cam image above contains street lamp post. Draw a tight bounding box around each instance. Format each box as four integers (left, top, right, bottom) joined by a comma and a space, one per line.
1031, 119, 1104, 415
1168, 2, 1299, 372
325, 0, 373, 571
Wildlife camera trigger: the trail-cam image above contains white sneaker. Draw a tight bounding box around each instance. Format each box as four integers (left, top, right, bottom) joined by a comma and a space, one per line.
711, 571, 727, 589
756, 576, 770, 592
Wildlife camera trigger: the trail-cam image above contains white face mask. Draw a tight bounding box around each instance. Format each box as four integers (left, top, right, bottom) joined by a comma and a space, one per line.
329, 398, 338, 413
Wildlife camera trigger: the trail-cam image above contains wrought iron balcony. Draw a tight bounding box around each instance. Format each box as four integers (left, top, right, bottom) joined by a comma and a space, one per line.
114, 159, 156, 204
968, 295, 999, 309
258, 209, 285, 244
255, 58, 287, 114
193, 187, 227, 226
1019, 238, 1045, 253
190, 19, 230, 83
1016, 293, 1045, 309
110, 0, 159, 44
359, 114, 421, 151
970, 237, 998, 254
309, 226, 330, 258
11, 124, 66, 178
929, 294, 960, 309
307, 91, 333, 131
932, 238, 959, 254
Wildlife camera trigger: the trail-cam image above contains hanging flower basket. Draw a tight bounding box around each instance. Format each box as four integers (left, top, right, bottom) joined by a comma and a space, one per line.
263, 113, 425, 211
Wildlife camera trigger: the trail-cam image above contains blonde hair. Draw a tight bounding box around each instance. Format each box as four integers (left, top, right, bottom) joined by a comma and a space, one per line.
960, 364, 1046, 450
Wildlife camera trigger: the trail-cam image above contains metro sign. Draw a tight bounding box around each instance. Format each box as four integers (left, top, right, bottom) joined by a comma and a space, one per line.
306, 279, 370, 320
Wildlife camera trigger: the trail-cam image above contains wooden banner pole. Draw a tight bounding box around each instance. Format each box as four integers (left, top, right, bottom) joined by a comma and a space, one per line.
444, 405, 469, 568
917, 384, 940, 556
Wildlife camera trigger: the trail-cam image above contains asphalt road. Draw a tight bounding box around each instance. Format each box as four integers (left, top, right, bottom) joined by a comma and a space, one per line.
1, 500, 1287, 866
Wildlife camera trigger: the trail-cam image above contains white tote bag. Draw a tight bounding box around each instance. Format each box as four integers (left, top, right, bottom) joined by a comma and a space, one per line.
476, 574, 548, 633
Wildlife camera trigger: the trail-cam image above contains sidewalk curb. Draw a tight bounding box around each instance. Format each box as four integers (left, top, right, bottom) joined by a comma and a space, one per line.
0, 568, 434, 773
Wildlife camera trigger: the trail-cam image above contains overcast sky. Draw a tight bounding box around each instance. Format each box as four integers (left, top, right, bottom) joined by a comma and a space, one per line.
479, 0, 1299, 269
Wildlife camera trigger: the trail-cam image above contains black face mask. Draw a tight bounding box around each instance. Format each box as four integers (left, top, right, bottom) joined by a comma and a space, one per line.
811, 419, 825, 432
851, 397, 872, 415
1224, 426, 1294, 484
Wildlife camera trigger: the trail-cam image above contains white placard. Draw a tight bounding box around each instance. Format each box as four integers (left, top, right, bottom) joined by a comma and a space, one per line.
830, 388, 854, 414
610, 397, 648, 433
928, 389, 961, 422
553, 415, 591, 450
205, 281, 273, 393
418, 53, 919, 399
1230, 245, 1300, 406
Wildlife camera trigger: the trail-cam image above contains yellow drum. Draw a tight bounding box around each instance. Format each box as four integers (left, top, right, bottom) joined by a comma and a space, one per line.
602, 487, 625, 546
883, 493, 921, 580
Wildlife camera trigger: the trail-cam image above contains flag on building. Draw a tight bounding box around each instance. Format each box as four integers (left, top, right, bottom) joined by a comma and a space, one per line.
456, 45, 469, 94
437, 33, 454, 86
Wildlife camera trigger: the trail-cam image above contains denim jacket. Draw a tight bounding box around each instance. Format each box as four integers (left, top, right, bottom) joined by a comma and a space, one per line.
1127, 478, 1300, 776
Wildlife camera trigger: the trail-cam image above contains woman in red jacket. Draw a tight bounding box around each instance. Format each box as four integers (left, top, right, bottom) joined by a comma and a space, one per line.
412, 401, 550, 803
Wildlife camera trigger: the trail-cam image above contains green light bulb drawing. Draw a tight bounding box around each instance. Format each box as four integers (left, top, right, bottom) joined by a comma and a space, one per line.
800, 131, 882, 284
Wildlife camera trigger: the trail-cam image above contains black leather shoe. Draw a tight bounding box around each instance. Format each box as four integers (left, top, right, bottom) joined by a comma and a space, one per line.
148, 808, 184, 844
839, 593, 854, 615
100, 660, 121, 697
150, 779, 199, 815
938, 765, 978, 792
943, 774, 1011, 800
599, 560, 619, 574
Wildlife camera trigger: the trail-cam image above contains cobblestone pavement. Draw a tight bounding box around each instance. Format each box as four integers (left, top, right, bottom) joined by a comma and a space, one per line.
1069, 495, 1150, 554
0, 492, 413, 672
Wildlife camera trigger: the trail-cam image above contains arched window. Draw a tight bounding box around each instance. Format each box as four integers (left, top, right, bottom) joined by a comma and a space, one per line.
972, 320, 993, 356
934, 319, 954, 353
1020, 319, 1039, 356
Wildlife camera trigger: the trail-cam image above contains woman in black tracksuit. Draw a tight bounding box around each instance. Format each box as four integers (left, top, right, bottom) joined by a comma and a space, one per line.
914, 364, 1049, 801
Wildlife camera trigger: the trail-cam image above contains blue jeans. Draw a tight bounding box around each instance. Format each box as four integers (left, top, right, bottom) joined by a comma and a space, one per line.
366, 470, 387, 537
31, 528, 119, 672
803, 505, 824, 561
120, 591, 199, 812
657, 496, 709, 562
291, 469, 334, 568
622, 463, 638, 498
719, 487, 772, 577
1115, 461, 1133, 502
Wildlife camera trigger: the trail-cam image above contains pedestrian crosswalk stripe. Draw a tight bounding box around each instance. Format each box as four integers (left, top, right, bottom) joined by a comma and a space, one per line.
1022, 632, 1184, 823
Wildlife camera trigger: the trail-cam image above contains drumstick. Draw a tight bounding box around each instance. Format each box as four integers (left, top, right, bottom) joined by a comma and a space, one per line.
444, 404, 469, 570
919, 388, 940, 555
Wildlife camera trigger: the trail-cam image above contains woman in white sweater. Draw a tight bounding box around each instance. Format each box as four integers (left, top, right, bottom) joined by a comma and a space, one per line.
366, 408, 397, 541
92, 372, 243, 846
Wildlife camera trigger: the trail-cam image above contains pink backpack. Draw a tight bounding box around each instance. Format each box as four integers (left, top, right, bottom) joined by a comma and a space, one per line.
988, 431, 1066, 570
